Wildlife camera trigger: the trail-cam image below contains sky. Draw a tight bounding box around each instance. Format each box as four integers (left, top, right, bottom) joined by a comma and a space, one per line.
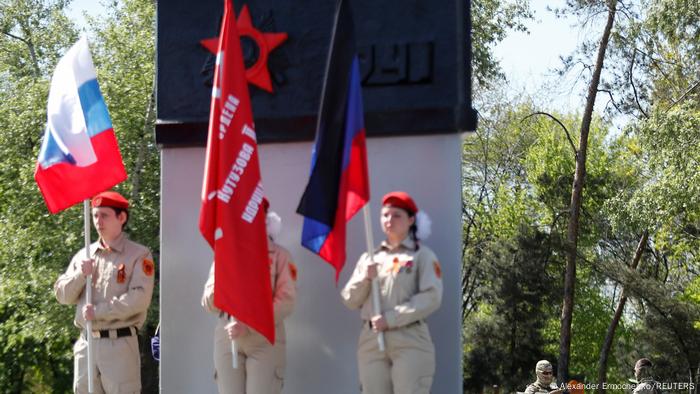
494, 1, 575, 101
65, 0, 106, 29
493, 0, 609, 114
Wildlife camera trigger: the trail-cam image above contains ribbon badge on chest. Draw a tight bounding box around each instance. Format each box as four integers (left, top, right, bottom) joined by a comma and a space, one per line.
117, 263, 126, 283
388, 257, 414, 275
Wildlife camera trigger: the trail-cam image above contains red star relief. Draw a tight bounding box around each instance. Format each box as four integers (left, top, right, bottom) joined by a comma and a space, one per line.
201, 5, 287, 93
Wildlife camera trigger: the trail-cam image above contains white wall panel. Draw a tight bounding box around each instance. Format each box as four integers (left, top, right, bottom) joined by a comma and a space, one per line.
160, 133, 462, 393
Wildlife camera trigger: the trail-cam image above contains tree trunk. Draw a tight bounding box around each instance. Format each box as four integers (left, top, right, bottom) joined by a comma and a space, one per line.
558, 0, 618, 382
596, 230, 648, 394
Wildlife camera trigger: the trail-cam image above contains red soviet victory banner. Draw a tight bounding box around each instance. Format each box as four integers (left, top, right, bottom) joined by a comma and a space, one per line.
199, 0, 275, 344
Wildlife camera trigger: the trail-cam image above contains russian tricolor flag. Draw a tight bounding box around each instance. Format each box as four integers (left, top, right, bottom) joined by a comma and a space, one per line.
296, 0, 370, 281
35, 37, 126, 214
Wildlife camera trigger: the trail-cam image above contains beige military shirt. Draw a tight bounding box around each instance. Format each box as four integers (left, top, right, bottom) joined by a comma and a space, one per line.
201, 241, 297, 328
54, 232, 155, 331
341, 237, 443, 329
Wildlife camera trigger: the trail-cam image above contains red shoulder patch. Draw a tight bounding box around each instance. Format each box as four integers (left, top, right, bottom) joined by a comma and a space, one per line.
143, 259, 155, 276
433, 261, 442, 279
288, 262, 298, 281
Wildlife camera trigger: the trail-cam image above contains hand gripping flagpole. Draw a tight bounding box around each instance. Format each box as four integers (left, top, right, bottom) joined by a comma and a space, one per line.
362, 205, 385, 352
83, 200, 95, 393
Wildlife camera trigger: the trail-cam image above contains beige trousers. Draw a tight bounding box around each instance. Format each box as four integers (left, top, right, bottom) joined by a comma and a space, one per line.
358, 321, 435, 394
73, 331, 141, 394
213, 320, 285, 394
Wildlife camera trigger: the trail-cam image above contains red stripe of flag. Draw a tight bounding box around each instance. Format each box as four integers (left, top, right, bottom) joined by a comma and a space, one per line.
35, 130, 127, 213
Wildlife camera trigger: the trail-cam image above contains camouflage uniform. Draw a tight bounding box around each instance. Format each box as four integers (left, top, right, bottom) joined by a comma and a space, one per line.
524, 381, 559, 394
524, 360, 558, 394
633, 358, 661, 394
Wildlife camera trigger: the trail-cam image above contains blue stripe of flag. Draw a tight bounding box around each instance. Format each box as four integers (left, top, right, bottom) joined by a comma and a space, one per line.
38, 78, 112, 168
78, 78, 112, 138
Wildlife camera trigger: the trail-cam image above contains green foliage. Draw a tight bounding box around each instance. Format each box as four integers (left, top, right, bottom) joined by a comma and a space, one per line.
462, 83, 653, 391
602, 104, 700, 386
0, 0, 158, 391
684, 277, 700, 329
463, 227, 561, 393
0, 0, 77, 78
542, 270, 635, 386
0, 261, 75, 393
462, 93, 617, 392
463, 0, 700, 391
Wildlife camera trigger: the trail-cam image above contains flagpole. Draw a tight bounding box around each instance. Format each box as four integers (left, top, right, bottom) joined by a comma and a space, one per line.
226, 317, 239, 369
83, 200, 95, 393
231, 341, 238, 369
362, 205, 385, 352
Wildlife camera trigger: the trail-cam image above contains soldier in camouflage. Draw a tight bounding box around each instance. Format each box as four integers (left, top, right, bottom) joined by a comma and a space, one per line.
524, 360, 560, 394
632, 358, 661, 394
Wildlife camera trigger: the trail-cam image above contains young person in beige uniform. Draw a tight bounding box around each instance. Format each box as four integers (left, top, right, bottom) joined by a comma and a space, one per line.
54, 191, 155, 393
201, 199, 297, 394
341, 191, 443, 394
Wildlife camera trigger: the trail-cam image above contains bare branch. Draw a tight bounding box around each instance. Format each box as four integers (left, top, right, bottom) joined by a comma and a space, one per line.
521, 111, 578, 155
2, 31, 26, 42
628, 48, 649, 119
666, 80, 700, 112
598, 88, 626, 116
2, 30, 39, 77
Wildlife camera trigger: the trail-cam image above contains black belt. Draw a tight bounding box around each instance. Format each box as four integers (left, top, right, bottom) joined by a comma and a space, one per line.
87, 327, 136, 339
365, 320, 423, 330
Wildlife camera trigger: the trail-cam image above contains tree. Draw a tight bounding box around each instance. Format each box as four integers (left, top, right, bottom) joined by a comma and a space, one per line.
555, 0, 618, 381
590, 1, 700, 389
0, 0, 158, 391
0, 1, 80, 391
465, 0, 700, 391
463, 227, 561, 393
604, 105, 700, 391
461, 87, 636, 390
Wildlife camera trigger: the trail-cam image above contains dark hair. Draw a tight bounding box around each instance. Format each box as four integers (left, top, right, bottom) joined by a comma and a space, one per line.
407, 210, 420, 250
111, 207, 129, 229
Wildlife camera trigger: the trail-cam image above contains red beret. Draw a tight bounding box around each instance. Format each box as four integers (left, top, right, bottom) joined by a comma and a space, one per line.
262, 197, 270, 213
91, 191, 129, 209
382, 191, 418, 214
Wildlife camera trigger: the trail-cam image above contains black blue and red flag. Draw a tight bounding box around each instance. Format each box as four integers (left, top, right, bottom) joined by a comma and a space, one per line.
296, 0, 370, 281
